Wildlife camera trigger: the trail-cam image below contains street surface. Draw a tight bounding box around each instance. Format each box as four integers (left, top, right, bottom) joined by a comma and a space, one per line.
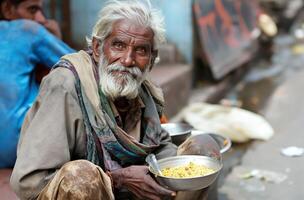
218, 34, 304, 200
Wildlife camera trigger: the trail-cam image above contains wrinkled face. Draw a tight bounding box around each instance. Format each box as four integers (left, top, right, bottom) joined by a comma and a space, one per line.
95, 19, 157, 100
103, 19, 156, 72
3, 0, 46, 24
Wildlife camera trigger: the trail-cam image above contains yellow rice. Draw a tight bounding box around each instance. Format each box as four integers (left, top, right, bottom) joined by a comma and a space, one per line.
161, 162, 214, 178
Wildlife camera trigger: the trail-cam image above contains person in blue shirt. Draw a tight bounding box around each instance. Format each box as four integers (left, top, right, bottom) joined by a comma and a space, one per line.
0, 0, 74, 168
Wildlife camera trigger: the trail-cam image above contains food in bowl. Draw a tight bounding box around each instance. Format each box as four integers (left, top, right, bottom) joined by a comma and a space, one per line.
149, 155, 222, 191
161, 161, 215, 178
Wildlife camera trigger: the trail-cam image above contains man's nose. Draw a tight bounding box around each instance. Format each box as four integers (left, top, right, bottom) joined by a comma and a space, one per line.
120, 49, 135, 67
34, 11, 47, 24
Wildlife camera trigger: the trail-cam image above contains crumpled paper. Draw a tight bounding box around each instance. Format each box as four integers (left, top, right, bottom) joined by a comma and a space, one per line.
179, 102, 274, 143
281, 146, 304, 157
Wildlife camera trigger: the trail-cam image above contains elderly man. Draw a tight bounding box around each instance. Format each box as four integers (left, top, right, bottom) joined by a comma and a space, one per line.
11, 0, 214, 199
0, 0, 73, 168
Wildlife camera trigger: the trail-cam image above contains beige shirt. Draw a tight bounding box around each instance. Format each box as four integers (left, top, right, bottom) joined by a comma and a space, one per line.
10, 67, 177, 200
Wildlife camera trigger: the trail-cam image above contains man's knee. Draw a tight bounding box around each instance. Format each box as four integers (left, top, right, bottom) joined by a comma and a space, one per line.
177, 134, 220, 157
60, 160, 99, 184
177, 135, 202, 155
39, 160, 113, 200
57, 160, 103, 198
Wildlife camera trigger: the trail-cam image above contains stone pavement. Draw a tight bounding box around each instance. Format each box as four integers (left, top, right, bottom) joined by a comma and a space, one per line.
218, 67, 304, 200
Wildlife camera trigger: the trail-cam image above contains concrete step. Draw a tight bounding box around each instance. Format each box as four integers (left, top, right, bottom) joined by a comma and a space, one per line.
157, 43, 183, 65
150, 63, 192, 118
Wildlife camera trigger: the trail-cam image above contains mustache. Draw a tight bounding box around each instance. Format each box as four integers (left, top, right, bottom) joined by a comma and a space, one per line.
106, 64, 143, 79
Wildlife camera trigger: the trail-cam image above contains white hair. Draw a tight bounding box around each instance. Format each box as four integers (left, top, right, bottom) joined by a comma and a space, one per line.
88, 0, 166, 50
98, 53, 149, 100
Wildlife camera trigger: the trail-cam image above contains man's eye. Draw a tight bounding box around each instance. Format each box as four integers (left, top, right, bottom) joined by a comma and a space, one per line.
136, 47, 147, 55
28, 7, 39, 14
113, 42, 125, 50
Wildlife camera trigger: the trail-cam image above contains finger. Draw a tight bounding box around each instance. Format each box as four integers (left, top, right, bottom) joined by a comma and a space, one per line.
144, 174, 176, 196
125, 176, 173, 200
146, 182, 176, 199
128, 181, 156, 194
142, 192, 161, 200
128, 183, 161, 200
140, 165, 150, 173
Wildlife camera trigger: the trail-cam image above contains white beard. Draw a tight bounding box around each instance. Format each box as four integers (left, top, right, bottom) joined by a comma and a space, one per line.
98, 54, 149, 100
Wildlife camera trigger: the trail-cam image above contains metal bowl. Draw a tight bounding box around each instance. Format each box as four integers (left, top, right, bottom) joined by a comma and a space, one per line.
149, 155, 222, 191
161, 123, 193, 145
191, 131, 232, 154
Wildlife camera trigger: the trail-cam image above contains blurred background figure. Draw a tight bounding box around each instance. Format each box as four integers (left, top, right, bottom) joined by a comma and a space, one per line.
0, 0, 62, 38
0, 0, 74, 168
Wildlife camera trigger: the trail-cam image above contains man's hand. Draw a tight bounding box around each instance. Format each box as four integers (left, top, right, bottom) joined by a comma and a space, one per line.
110, 165, 176, 200
43, 19, 62, 39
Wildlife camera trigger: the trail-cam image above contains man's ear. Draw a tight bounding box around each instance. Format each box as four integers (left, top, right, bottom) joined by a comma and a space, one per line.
149, 50, 158, 71
1, 1, 17, 20
92, 37, 101, 63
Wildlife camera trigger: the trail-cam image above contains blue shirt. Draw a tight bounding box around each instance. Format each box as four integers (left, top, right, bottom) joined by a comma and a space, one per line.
0, 19, 74, 168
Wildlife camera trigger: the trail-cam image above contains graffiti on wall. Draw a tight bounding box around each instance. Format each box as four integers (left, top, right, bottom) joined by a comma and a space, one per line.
194, 0, 259, 79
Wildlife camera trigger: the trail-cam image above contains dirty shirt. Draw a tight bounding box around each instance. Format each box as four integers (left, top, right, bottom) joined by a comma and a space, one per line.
10, 52, 177, 199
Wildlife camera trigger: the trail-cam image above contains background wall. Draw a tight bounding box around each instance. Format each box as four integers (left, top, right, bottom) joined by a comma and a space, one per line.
151, 0, 193, 63
70, 0, 106, 47
69, 0, 193, 63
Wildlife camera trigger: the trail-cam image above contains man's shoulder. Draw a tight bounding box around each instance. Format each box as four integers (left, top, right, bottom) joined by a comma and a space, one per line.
41, 65, 77, 94
0, 19, 50, 42
142, 79, 164, 106
5, 19, 45, 33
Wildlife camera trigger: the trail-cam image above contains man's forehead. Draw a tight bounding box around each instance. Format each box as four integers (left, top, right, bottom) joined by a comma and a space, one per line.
109, 19, 154, 43
19, 0, 43, 7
